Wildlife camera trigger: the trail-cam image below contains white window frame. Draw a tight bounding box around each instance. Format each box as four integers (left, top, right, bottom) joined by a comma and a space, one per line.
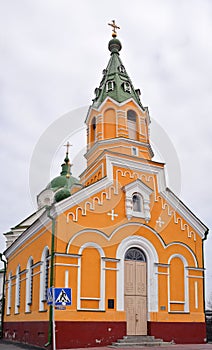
39, 246, 49, 311
6, 272, 12, 315
106, 80, 115, 92
132, 192, 143, 213
15, 265, 20, 314
77, 242, 105, 311
123, 179, 152, 222
127, 110, 137, 139
25, 257, 33, 313
91, 116, 97, 142
123, 82, 131, 93
168, 254, 189, 313
131, 146, 138, 156
118, 65, 125, 73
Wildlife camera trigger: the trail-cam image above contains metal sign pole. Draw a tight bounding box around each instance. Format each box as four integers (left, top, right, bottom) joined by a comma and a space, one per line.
52, 287, 56, 350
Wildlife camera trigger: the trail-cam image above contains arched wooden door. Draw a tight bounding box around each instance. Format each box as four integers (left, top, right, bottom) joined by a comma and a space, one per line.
124, 247, 147, 335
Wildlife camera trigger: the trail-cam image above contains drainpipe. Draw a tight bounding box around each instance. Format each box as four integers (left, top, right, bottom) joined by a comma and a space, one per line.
45, 206, 56, 348
203, 228, 209, 342
0, 253, 7, 339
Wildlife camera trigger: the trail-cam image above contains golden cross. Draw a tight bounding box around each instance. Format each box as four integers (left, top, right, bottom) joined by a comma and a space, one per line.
63, 141, 72, 154
108, 20, 120, 37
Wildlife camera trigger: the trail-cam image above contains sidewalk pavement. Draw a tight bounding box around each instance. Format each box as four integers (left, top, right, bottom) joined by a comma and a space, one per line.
68, 345, 212, 350
0, 340, 41, 349
0, 341, 212, 350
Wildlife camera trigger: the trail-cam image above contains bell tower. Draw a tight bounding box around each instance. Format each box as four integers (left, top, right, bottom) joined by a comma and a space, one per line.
81, 22, 154, 186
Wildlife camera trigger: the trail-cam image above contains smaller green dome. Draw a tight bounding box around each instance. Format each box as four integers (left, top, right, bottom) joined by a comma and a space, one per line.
47, 174, 80, 192
55, 188, 71, 203
48, 175, 67, 190
45, 145, 82, 203
108, 38, 122, 53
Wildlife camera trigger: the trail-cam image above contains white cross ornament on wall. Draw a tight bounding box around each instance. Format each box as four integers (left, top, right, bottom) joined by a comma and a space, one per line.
107, 209, 118, 221
156, 216, 165, 228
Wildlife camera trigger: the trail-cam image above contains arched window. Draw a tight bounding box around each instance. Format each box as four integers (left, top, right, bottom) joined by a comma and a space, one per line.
25, 257, 33, 313
39, 247, 49, 311
6, 272, 12, 315
127, 110, 137, 140
127, 110, 136, 122
106, 80, 115, 92
118, 64, 125, 73
15, 265, 20, 314
123, 81, 131, 93
132, 193, 143, 212
90, 117, 97, 145
123, 179, 152, 221
104, 108, 116, 139
125, 247, 146, 262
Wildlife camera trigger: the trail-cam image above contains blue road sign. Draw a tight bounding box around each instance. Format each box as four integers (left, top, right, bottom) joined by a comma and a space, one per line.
47, 287, 53, 305
54, 288, 72, 305
47, 287, 72, 306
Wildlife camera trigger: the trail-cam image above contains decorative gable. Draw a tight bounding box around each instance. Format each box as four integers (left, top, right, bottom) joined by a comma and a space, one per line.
123, 179, 153, 222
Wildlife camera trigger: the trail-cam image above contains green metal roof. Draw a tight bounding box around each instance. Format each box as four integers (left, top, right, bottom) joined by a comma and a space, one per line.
47, 174, 80, 192
92, 37, 144, 109
46, 151, 81, 202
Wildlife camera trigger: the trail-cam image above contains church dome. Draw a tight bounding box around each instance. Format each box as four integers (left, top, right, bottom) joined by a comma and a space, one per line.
47, 146, 82, 203
46, 144, 81, 200
54, 188, 72, 203
39, 142, 83, 204
47, 173, 80, 192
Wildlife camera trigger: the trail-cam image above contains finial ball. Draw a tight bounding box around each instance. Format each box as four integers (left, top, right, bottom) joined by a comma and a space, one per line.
108, 38, 122, 53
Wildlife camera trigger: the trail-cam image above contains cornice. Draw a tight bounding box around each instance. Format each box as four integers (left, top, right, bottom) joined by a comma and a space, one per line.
5, 148, 208, 259
80, 147, 164, 181
4, 211, 50, 258
105, 154, 166, 193
123, 178, 153, 194
160, 188, 208, 239
84, 136, 154, 160
53, 176, 113, 215
106, 155, 208, 239
85, 96, 146, 123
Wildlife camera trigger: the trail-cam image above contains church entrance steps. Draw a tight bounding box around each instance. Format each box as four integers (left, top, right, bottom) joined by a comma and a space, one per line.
109, 335, 173, 347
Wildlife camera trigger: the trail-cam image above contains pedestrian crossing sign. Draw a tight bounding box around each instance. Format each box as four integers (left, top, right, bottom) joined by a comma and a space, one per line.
47, 287, 72, 306
54, 288, 72, 306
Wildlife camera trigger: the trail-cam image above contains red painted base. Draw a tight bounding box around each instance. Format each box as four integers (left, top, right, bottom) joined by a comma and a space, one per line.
3, 320, 207, 348
3, 321, 126, 349
148, 321, 207, 344
56, 321, 126, 349
3, 321, 49, 348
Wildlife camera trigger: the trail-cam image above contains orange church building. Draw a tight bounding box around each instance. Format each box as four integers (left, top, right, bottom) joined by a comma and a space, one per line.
2, 23, 209, 349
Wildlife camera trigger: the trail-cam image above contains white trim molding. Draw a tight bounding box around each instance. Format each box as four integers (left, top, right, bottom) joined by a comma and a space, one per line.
116, 235, 159, 314
15, 265, 21, 314
85, 96, 146, 123
123, 179, 153, 222
77, 242, 105, 311
6, 272, 12, 315
25, 256, 33, 313
39, 246, 49, 312
168, 254, 189, 313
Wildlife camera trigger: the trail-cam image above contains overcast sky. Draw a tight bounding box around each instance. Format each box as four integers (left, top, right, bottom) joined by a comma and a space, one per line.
0, 0, 212, 300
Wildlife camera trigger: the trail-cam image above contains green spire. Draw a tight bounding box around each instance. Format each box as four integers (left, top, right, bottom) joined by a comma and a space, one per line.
92, 25, 143, 109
